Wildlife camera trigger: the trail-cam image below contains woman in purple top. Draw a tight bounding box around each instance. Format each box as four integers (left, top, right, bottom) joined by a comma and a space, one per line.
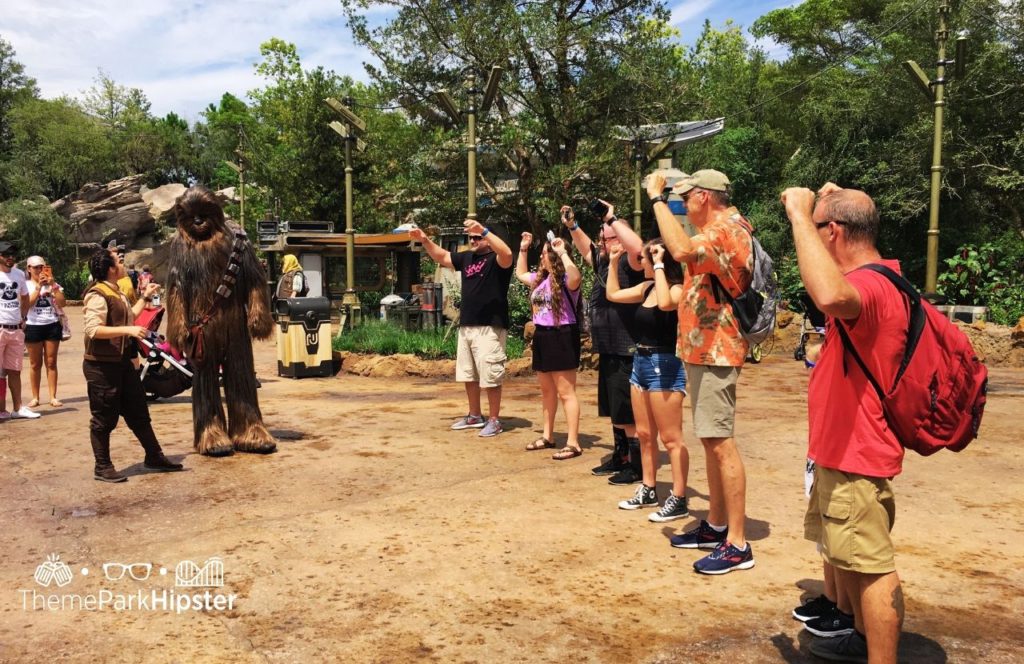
515, 231, 584, 459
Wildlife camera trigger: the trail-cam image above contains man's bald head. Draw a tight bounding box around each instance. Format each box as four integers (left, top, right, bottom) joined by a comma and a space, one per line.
816, 189, 879, 246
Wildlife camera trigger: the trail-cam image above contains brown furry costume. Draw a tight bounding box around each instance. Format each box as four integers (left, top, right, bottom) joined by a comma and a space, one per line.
166, 187, 276, 456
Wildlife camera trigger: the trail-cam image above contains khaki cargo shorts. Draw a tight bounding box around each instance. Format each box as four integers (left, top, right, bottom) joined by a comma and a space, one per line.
686, 363, 740, 439
804, 466, 897, 574
456, 326, 508, 388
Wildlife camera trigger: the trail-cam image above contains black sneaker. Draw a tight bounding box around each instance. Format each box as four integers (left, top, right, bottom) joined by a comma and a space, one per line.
808, 630, 868, 662
669, 519, 727, 549
793, 594, 836, 622
618, 484, 658, 510
607, 466, 642, 485
804, 606, 855, 638
591, 455, 626, 476
648, 493, 689, 522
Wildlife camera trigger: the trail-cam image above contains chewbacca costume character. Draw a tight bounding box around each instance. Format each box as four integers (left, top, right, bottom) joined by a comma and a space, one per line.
166, 187, 277, 456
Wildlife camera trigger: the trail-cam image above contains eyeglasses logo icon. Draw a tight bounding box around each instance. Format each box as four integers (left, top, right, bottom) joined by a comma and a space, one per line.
34, 553, 74, 588
102, 562, 152, 581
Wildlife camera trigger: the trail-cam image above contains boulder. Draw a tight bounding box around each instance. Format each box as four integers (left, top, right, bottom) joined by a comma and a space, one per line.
1012, 316, 1024, 344
141, 183, 187, 227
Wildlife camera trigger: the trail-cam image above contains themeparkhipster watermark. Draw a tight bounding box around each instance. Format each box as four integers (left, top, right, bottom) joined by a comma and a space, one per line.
19, 553, 238, 614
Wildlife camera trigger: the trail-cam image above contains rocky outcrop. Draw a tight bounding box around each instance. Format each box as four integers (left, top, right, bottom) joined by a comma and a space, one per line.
49, 175, 239, 281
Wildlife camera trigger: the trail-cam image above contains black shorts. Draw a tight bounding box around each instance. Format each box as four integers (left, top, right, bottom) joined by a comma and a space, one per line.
532, 324, 581, 372
598, 353, 635, 425
24, 322, 62, 343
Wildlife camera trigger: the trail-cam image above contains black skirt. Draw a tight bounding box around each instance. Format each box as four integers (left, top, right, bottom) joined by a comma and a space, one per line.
532, 324, 581, 372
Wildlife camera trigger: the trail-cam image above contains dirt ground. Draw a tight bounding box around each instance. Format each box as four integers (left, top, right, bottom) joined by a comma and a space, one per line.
1, 307, 1022, 663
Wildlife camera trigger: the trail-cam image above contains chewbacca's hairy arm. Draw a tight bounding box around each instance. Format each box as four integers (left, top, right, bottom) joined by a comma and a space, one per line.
243, 245, 273, 340
164, 265, 190, 352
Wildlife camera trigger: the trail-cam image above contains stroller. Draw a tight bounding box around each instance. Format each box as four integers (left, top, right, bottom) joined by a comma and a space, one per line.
135, 307, 193, 400
793, 292, 827, 366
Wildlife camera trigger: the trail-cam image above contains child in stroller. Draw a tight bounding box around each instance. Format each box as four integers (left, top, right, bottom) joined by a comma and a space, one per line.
792, 291, 827, 367
135, 306, 193, 400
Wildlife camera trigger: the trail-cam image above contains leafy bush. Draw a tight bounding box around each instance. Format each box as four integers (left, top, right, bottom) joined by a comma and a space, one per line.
333, 319, 525, 360
938, 237, 1024, 325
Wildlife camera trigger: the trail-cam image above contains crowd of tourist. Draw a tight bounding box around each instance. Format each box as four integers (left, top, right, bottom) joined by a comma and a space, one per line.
429, 170, 909, 663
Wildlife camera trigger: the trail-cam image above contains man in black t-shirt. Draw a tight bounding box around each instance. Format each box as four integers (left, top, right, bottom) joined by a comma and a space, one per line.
563, 202, 646, 484
411, 219, 514, 437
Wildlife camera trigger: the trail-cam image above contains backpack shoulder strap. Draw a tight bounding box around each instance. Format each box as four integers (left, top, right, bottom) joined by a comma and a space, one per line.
836, 263, 927, 395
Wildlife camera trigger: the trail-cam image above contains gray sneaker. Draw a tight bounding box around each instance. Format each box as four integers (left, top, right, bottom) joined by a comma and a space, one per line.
648, 493, 689, 522
478, 418, 503, 437
808, 630, 868, 662
451, 414, 486, 430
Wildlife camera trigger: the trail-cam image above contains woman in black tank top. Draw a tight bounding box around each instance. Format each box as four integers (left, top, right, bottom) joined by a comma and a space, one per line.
605, 240, 692, 520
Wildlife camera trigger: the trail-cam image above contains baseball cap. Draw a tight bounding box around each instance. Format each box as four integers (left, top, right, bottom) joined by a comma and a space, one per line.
671, 169, 731, 195
26, 255, 45, 267
0, 241, 17, 255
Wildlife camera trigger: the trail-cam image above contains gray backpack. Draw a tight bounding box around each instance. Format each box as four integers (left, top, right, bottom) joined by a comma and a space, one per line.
709, 215, 778, 346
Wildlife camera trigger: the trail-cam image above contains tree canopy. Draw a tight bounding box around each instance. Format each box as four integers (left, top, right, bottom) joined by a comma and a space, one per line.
0, 0, 1022, 321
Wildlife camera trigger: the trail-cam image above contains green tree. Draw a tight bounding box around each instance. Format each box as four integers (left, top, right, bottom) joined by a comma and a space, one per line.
0, 36, 40, 199
0, 198, 78, 292
340, 0, 688, 235
6, 97, 114, 199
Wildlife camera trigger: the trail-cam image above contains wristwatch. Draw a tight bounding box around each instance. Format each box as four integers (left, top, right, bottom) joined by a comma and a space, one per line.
649, 194, 667, 205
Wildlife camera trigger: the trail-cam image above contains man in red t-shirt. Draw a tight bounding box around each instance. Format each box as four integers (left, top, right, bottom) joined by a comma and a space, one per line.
782, 183, 906, 663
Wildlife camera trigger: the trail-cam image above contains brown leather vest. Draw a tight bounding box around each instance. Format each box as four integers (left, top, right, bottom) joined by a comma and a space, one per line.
83, 281, 132, 362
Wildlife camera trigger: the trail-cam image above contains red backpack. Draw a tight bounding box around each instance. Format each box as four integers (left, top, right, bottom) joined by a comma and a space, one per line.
836, 264, 988, 456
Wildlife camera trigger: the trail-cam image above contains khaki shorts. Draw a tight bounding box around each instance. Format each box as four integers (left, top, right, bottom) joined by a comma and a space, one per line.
456, 326, 508, 388
804, 466, 897, 574
686, 363, 740, 438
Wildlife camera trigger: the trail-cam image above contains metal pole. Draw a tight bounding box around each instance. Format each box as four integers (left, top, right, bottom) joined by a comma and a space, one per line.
342, 97, 359, 322
239, 164, 245, 231
466, 75, 478, 220
925, 0, 950, 294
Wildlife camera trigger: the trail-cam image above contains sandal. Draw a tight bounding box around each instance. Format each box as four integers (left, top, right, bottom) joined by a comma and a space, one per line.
525, 437, 554, 451
552, 446, 583, 461
49, 399, 63, 408
27, 398, 39, 408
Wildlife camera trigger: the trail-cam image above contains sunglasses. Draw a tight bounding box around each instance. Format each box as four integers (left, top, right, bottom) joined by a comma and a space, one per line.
815, 220, 849, 229
468, 235, 483, 241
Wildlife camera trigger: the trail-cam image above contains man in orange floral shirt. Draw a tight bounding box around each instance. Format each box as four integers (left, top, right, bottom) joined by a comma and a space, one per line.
647, 169, 755, 575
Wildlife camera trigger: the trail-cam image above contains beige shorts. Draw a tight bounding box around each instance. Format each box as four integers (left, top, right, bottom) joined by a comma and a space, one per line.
456, 326, 507, 388
804, 466, 897, 574
686, 363, 740, 439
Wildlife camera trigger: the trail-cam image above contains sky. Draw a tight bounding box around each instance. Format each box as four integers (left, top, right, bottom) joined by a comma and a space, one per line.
0, 0, 795, 122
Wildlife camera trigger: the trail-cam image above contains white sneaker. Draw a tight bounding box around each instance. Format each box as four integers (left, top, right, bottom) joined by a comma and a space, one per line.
12, 406, 41, 419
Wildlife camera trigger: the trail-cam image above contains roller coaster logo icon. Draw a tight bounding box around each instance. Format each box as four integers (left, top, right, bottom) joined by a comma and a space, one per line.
174, 557, 224, 588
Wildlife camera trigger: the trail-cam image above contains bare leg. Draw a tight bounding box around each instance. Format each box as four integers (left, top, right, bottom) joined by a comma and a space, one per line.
537, 371, 557, 441
650, 390, 687, 499
463, 382, 482, 416
836, 567, 902, 663
44, 339, 60, 402
702, 436, 747, 546
26, 342, 43, 404
631, 387, 658, 487
7, 369, 22, 411
484, 385, 502, 420
553, 369, 580, 448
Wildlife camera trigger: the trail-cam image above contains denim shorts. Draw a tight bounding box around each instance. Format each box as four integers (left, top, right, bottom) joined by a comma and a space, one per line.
630, 351, 686, 393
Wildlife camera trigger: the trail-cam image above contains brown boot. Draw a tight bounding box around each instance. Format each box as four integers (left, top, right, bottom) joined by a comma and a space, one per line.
144, 454, 184, 472
94, 466, 127, 483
